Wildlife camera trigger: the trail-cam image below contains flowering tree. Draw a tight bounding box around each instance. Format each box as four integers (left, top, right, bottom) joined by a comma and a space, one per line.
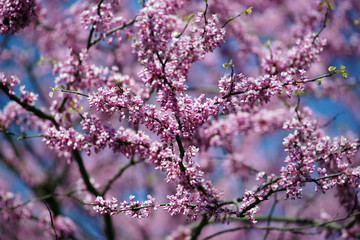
0, 0, 360, 239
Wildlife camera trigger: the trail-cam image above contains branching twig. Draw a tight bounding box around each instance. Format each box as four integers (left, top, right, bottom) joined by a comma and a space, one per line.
0, 130, 50, 140
263, 195, 278, 240
101, 158, 143, 196
312, 3, 331, 44
88, 18, 137, 49
221, 7, 253, 28
86, 0, 105, 50
221, 72, 337, 100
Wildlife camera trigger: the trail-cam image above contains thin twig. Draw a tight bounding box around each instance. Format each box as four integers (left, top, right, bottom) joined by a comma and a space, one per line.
73, 150, 100, 196
220, 72, 337, 100
89, 18, 137, 48
263, 195, 278, 240
101, 158, 143, 196
44, 201, 58, 240
0, 130, 50, 140
312, 4, 330, 44
202, 211, 360, 240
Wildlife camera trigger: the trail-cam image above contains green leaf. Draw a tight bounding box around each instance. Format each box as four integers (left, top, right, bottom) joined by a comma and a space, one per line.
328, 66, 336, 72
222, 63, 228, 69
266, 39, 271, 48
342, 71, 348, 79
294, 103, 299, 111
188, 14, 194, 21
229, 59, 233, 68
60, 84, 65, 89
340, 65, 346, 70
295, 90, 305, 96
244, 7, 253, 16
49, 92, 53, 98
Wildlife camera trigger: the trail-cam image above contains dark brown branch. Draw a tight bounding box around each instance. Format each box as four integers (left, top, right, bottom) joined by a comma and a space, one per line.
86, 0, 104, 50
88, 18, 137, 49
73, 150, 100, 196
44, 201, 59, 240
101, 158, 143, 196
191, 215, 208, 240
0, 84, 59, 127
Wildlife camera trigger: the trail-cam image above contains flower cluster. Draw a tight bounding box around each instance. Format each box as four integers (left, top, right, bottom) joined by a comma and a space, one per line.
0, 0, 36, 34
0, 101, 46, 132
134, 0, 224, 108
19, 85, 38, 105
44, 113, 153, 161
141, 105, 180, 142
0, 191, 31, 222
80, 3, 113, 32
134, 0, 186, 97
1, 0, 360, 239
93, 196, 119, 215
0, 72, 20, 95
280, 108, 360, 199
147, 143, 182, 182
231, 173, 280, 223
88, 86, 143, 123
40, 214, 77, 239
202, 108, 288, 147
289, 33, 326, 70
261, 32, 326, 75
177, 94, 219, 138
218, 67, 309, 112
218, 73, 284, 111
52, 216, 77, 238
93, 195, 157, 218
164, 184, 196, 218
82, 114, 151, 156
53, 48, 104, 90
43, 126, 88, 161
163, 146, 222, 221
80, 1, 125, 42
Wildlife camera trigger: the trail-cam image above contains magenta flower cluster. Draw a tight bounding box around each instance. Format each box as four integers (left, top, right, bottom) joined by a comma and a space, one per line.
93, 195, 157, 218
0, 0, 36, 34
1, 0, 360, 239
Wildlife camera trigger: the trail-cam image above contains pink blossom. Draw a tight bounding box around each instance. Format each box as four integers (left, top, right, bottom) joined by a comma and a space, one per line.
0, 0, 36, 34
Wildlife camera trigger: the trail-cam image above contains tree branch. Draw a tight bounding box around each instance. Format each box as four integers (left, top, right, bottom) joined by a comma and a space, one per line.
0, 84, 58, 127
